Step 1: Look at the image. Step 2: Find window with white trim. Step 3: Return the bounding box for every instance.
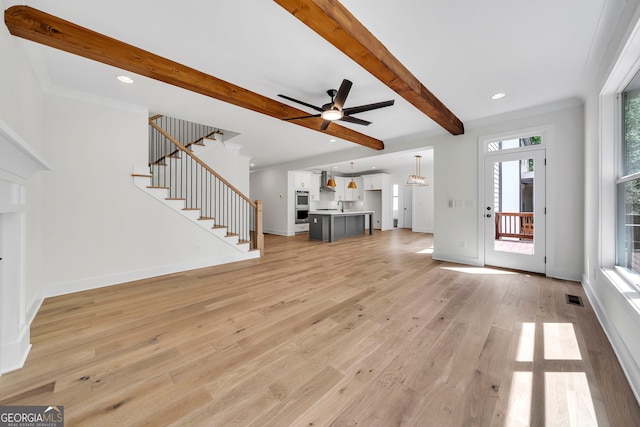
[617,71,640,284]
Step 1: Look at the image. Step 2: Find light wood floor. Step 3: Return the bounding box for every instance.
[1,229,639,426]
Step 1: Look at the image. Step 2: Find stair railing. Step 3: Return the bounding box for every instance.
[149,115,222,165]
[149,116,263,254]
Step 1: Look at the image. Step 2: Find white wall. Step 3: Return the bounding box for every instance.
[37,94,243,299]
[583,0,640,402]
[0,18,46,374]
[430,104,584,280]
[198,140,251,195]
[411,186,432,233]
[388,150,434,232]
[250,167,292,235]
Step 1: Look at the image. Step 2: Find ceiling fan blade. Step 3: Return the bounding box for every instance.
[282,114,322,121]
[343,99,395,115]
[278,94,324,112]
[333,79,352,110]
[320,120,331,130]
[340,115,371,126]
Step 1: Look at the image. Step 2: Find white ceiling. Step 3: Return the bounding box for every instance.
[4,0,621,174]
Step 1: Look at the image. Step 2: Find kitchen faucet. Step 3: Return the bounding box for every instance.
[337,200,343,212]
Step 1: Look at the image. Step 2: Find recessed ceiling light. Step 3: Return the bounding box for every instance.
[491,92,506,100]
[250,163,255,167]
[117,75,134,84]
[329,139,337,142]
[371,166,376,169]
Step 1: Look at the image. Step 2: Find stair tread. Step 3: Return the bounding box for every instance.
[147,186,169,189]
[166,198,186,201]
[198,217,215,220]
[131,174,152,178]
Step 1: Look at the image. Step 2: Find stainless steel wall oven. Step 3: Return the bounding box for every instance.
[295,190,309,224]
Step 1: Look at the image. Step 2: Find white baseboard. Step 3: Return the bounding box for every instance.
[546,267,582,282]
[264,228,294,236]
[0,327,32,375]
[432,252,483,266]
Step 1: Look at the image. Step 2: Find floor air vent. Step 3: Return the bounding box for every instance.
[565,294,584,307]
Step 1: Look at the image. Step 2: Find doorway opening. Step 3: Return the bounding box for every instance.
[481,133,546,273]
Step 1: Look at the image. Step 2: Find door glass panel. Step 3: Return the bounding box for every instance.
[491,157,535,254]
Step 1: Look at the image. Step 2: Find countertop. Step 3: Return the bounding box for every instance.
[309,210,374,216]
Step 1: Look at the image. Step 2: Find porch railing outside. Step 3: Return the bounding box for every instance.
[495,212,533,241]
[148,116,263,253]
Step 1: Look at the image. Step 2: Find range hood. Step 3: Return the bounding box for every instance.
[320,171,336,192]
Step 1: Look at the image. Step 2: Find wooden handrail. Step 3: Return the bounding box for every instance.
[149,120,256,207]
[156,129,219,163]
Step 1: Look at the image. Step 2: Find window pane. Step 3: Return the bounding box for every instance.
[487,136,542,152]
[623,89,640,176]
[618,179,640,274]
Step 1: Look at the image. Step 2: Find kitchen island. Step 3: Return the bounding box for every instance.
[308,210,374,242]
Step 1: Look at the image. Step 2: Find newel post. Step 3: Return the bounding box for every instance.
[255,200,264,256]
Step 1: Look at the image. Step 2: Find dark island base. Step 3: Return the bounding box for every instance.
[309,212,374,242]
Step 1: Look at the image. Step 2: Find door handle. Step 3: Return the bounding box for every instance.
[486,214,492,218]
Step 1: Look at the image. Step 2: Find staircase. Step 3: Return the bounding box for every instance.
[132,115,263,261]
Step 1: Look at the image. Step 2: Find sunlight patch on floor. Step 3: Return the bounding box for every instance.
[544,323,582,360]
[545,372,598,426]
[516,322,535,362]
[505,371,533,427]
[417,247,434,254]
[505,322,598,426]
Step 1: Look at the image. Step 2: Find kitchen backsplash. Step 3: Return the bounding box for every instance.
[311,199,364,211]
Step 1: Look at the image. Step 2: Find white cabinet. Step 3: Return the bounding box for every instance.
[309,173,320,201]
[363,174,384,190]
[345,177,363,201]
[294,171,312,189]
[362,173,392,231]
[294,223,309,233]
[333,176,346,201]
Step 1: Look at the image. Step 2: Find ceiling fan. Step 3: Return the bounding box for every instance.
[278,79,394,130]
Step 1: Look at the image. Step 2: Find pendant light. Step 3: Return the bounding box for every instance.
[407,155,428,186]
[347,162,357,189]
[326,166,337,187]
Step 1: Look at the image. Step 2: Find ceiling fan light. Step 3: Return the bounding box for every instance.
[321,109,343,121]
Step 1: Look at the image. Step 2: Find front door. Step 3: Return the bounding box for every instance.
[484,149,546,273]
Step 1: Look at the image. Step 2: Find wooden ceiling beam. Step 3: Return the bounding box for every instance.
[4,5,384,150]
[274,0,465,135]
